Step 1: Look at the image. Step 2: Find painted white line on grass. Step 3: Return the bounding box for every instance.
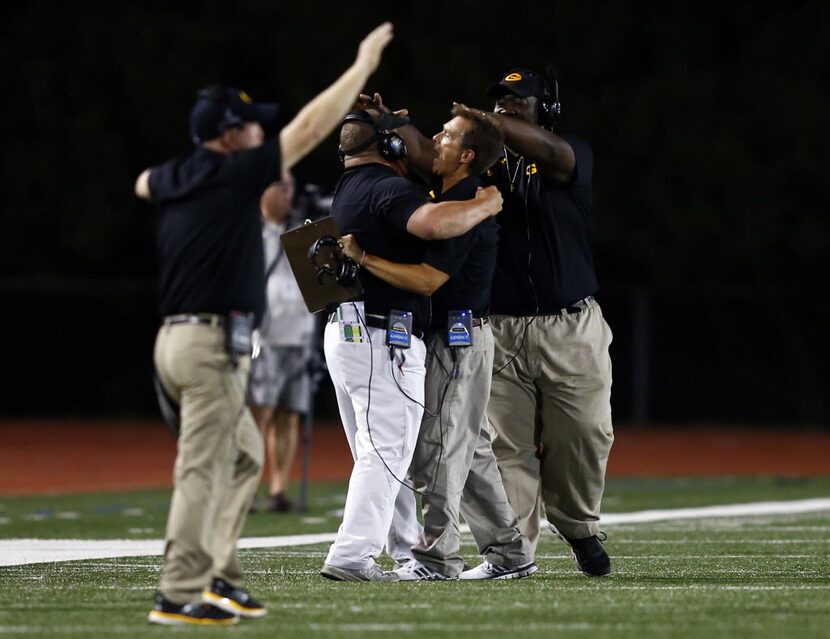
[598,498,830,525]
[1,497,828,567]
[0,533,337,567]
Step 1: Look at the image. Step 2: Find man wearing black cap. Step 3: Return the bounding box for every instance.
[135,23,394,624]
[479,67,614,577]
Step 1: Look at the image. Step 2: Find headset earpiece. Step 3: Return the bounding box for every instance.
[377,133,407,162]
[339,111,408,162]
[540,64,562,126]
[308,235,359,286]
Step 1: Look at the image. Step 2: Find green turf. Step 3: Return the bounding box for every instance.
[2,476,829,540]
[1,477,829,638]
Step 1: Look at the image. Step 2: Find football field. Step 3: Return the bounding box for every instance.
[1,477,829,638]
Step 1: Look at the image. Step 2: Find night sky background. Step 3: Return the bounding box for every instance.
[1,1,827,425]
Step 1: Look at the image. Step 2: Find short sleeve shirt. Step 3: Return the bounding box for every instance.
[331,164,431,334]
[486,133,598,315]
[422,176,499,321]
[149,137,281,324]
[258,216,315,347]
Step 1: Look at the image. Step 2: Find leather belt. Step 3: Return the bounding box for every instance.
[163,313,224,327]
[559,296,594,315]
[330,311,424,340]
[534,296,594,316]
[430,316,489,332]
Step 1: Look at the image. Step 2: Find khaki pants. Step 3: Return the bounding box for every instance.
[488,300,614,552]
[154,322,264,604]
[411,324,531,576]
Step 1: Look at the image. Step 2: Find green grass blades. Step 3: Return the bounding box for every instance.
[0,477,829,638]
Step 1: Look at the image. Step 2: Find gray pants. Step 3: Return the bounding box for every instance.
[154,321,264,604]
[488,300,614,552]
[410,323,531,576]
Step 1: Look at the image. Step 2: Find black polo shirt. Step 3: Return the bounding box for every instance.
[331,163,431,334]
[149,137,280,324]
[487,133,598,315]
[422,176,499,322]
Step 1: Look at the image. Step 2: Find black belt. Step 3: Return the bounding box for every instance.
[329,312,424,340]
[536,296,594,316]
[429,316,489,332]
[363,314,389,330]
[163,313,224,327]
[560,296,594,315]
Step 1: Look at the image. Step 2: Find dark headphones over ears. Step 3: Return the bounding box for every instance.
[338,111,408,163]
[308,235,359,286]
[539,65,562,127]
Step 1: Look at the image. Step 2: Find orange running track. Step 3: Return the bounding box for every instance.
[0,419,828,496]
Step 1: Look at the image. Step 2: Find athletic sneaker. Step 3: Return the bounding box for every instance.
[202,577,267,618]
[563,533,611,577]
[393,559,458,581]
[148,592,238,626]
[266,492,296,513]
[459,561,538,580]
[320,562,400,582]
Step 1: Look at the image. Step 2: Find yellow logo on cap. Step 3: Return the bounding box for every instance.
[505,73,523,81]
[239,91,253,104]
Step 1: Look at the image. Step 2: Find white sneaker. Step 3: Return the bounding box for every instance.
[320,563,400,582]
[394,559,457,581]
[459,561,538,580]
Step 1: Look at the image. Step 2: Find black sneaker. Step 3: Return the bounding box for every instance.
[202,578,267,618]
[148,592,238,626]
[265,492,296,513]
[564,533,611,577]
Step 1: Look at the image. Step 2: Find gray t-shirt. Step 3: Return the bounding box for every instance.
[258,217,315,346]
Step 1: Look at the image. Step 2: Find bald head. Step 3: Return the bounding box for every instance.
[339,109,381,157]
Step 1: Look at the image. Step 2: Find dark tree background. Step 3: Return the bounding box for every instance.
[1,1,827,424]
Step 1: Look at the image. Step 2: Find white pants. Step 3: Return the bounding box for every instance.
[323,305,426,569]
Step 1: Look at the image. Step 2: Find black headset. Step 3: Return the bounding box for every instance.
[337,111,408,163]
[538,65,562,127]
[308,235,359,286]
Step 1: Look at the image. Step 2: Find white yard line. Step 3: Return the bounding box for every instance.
[1,497,828,567]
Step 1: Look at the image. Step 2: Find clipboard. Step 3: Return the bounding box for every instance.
[280,216,363,313]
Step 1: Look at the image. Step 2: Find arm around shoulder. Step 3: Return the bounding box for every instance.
[491,112,575,183]
[405,186,502,240]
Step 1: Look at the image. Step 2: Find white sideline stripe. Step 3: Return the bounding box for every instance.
[1,498,828,567]
[596,497,830,525]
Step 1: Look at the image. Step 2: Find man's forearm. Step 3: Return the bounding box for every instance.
[280,61,375,172]
[279,23,393,171]
[362,255,448,296]
[488,112,575,181]
[407,199,493,241]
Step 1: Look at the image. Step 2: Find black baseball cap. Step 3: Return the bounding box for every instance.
[486,68,546,99]
[189,86,279,144]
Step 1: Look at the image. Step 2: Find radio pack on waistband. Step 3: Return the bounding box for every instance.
[226,310,256,366]
[447,310,473,347]
[386,309,412,349]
